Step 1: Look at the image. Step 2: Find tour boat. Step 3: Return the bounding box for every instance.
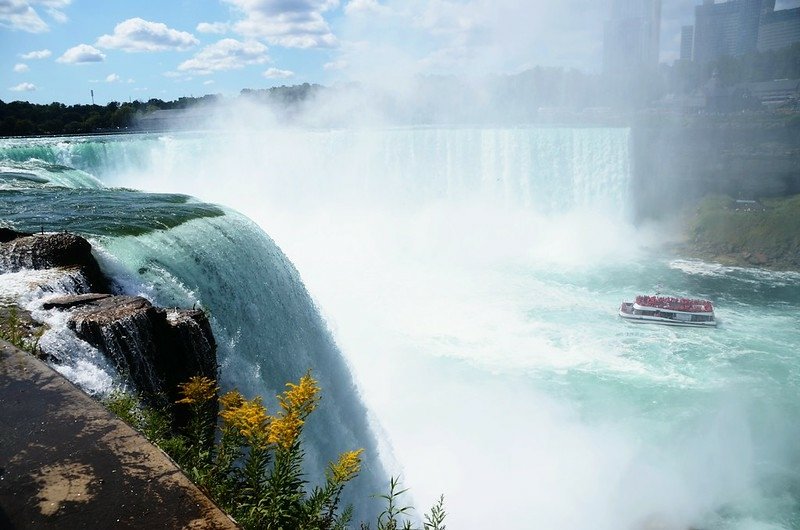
[619,295,717,327]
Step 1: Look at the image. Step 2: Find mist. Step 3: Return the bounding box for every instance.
[78,101,798,528]
[74,2,800,528]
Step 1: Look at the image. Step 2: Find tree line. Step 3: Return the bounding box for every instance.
[1,43,798,137]
[0,84,325,137]
[0,95,222,137]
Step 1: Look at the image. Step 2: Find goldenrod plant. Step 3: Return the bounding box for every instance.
[176,375,219,475]
[104,372,445,530]
[172,372,363,530]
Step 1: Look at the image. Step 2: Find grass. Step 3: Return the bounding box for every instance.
[688,194,800,268]
[0,305,45,354]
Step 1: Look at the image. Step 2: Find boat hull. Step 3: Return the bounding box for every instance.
[618,311,717,327]
[618,302,717,327]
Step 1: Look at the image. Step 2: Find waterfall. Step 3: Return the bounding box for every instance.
[17,128,786,530]
[0,178,388,519]
[1,128,633,215]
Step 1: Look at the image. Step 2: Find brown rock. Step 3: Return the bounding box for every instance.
[67,296,217,417]
[0,232,108,292]
[43,293,113,310]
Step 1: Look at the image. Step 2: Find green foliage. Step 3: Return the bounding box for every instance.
[118,374,366,530]
[375,476,415,530]
[358,477,446,530]
[0,95,222,136]
[103,390,141,426]
[0,305,44,354]
[424,496,447,530]
[103,374,446,530]
[689,194,800,268]
[102,389,178,446]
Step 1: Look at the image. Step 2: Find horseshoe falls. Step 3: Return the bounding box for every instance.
[2,128,799,530]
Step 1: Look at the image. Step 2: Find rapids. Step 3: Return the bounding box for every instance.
[1,129,799,529]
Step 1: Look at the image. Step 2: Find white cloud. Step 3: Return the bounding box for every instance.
[105,73,120,82]
[178,38,269,74]
[0,0,69,32]
[37,0,70,22]
[197,21,228,34]
[0,0,47,32]
[345,0,388,15]
[45,5,67,23]
[20,48,51,59]
[223,0,339,48]
[330,0,611,80]
[203,80,215,85]
[96,17,198,52]
[13,63,29,72]
[324,59,348,71]
[9,82,36,91]
[263,67,294,78]
[57,44,105,64]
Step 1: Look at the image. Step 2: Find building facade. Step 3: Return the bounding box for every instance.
[693,0,772,63]
[757,7,800,51]
[680,25,695,60]
[603,0,662,74]
[689,0,800,63]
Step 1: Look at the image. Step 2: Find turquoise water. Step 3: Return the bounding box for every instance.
[1,130,799,529]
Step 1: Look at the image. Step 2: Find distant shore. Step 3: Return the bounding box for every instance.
[680,194,800,271]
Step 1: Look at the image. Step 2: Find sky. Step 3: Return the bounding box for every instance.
[1,0,799,105]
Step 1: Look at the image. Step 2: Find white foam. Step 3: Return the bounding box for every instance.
[0,266,120,397]
[670,259,800,286]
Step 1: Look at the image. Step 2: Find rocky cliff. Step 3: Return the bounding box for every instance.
[0,229,218,413]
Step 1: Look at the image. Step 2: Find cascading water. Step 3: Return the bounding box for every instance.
[0,157,387,520]
[2,128,800,529]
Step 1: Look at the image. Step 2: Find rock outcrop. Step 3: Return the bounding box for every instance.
[1,229,219,419]
[43,293,218,409]
[0,229,108,292]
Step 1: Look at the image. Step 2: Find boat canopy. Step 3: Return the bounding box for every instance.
[635,295,713,313]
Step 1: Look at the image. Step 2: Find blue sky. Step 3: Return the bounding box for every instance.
[2,0,799,105]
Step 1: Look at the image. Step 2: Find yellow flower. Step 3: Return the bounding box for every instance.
[176,376,218,405]
[328,449,364,483]
[219,389,244,412]
[267,410,303,450]
[220,396,270,444]
[278,372,320,419]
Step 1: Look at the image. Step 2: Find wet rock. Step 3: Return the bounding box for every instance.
[43,293,113,310]
[0,228,32,243]
[0,232,107,292]
[2,229,220,428]
[67,295,217,414]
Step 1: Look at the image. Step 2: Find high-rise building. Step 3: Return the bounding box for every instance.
[680,25,695,60]
[692,0,774,63]
[757,7,800,51]
[603,0,662,74]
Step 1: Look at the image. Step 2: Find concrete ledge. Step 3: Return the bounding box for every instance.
[0,341,239,529]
